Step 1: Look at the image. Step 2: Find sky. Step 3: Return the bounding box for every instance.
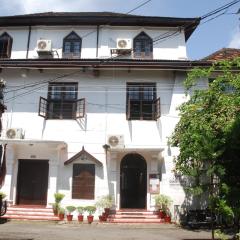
[0,0,239,60]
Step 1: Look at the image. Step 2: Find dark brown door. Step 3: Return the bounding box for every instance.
[120,154,147,209]
[17,160,49,205]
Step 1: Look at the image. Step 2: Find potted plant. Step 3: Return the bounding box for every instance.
[96,195,113,219]
[65,206,76,222]
[58,207,65,221]
[154,194,173,220]
[164,208,172,223]
[51,192,65,216]
[85,206,96,224]
[102,195,113,217]
[76,206,85,222]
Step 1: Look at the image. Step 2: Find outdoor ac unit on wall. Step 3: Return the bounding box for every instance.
[6,128,24,139]
[108,135,124,148]
[116,39,132,49]
[37,39,52,52]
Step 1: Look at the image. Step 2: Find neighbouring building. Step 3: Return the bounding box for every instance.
[0,12,211,216]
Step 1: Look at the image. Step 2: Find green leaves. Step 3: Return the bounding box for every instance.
[170,58,240,229]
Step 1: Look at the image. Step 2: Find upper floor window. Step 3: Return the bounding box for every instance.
[133,32,153,59]
[126,83,160,121]
[38,82,85,120]
[0,32,13,59]
[62,31,82,59]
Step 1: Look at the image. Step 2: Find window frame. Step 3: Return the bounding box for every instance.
[0,32,13,59]
[38,82,85,120]
[62,31,82,59]
[126,82,160,121]
[47,82,78,119]
[133,32,153,59]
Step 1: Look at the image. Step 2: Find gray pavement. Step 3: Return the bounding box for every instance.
[0,220,213,240]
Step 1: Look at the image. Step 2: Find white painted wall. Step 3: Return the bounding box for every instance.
[0,25,187,60]
[0,67,196,212]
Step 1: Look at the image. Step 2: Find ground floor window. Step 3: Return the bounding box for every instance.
[72,164,95,199]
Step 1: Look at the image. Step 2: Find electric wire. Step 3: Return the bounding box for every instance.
[2,0,240,103]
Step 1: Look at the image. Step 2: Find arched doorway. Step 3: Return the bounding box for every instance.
[120,153,147,209]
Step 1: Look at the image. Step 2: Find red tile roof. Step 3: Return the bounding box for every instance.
[203,48,240,61]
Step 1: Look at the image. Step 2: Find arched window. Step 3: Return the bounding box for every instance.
[62,31,82,58]
[0,32,13,59]
[133,32,153,59]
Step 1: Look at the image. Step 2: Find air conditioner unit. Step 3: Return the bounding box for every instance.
[6,128,24,139]
[108,135,124,148]
[116,39,132,49]
[37,40,52,52]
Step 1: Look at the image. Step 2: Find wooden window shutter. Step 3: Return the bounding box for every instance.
[126,98,131,120]
[72,164,95,199]
[38,97,48,119]
[154,97,161,120]
[75,98,85,119]
[6,37,12,58]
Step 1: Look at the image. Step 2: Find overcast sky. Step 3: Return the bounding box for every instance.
[0,0,239,60]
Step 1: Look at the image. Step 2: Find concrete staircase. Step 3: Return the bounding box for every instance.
[108,209,166,223]
[0,205,59,221]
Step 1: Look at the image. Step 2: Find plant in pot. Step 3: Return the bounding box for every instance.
[85,206,96,224]
[95,198,104,222]
[58,207,65,221]
[95,195,113,221]
[154,194,173,220]
[51,192,65,216]
[102,195,113,217]
[65,206,76,222]
[76,206,85,222]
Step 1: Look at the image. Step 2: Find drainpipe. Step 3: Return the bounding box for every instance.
[96,25,100,58]
[26,26,32,59]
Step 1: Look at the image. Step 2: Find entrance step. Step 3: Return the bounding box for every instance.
[0,205,59,221]
[108,209,167,224]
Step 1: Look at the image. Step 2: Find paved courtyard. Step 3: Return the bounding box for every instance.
[0,221,213,240]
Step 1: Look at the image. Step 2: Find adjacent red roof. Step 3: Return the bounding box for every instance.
[203,48,240,61]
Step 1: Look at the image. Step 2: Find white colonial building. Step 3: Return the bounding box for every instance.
[0,12,209,217]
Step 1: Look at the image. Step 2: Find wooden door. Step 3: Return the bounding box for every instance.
[17,160,49,205]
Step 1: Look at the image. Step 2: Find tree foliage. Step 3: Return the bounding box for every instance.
[170,57,240,233]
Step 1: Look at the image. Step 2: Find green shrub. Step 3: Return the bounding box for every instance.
[154,194,173,212]
[0,192,6,199]
[95,195,113,209]
[76,206,85,215]
[85,206,96,215]
[65,206,76,214]
[54,193,65,204]
[58,207,65,215]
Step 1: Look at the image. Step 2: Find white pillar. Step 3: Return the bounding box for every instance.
[47,161,59,206]
[1,144,15,204]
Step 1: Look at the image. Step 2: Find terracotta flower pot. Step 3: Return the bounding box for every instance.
[87,215,94,224]
[67,214,73,221]
[78,215,84,222]
[164,215,171,223]
[58,213,64,220]
[104,208,110,216]
[53,209,58,216]
[99,215,103,222]
[159,210,166,219]
[102,212,107,221]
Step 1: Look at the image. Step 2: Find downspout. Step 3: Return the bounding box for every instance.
[96,25,99,58]
[26,26,32,59]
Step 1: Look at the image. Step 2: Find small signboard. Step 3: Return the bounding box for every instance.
[149,174,160,194]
